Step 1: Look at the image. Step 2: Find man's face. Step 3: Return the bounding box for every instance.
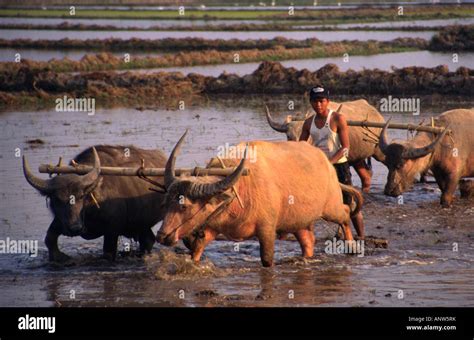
[311,98,329,115]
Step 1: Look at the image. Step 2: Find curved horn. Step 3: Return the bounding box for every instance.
[378,117,392,155]
[165,130,188,188]
[81,146,101,188]
[265,105,288,133]
[402,126,449,160]
[189,144,248,198]
[23,155,54,194]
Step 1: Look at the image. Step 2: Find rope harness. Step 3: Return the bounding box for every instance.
[191,193,236,239]
[160,193,236,241]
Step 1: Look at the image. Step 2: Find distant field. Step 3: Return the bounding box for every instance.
[0,6,473,21]
[0,0,456,6]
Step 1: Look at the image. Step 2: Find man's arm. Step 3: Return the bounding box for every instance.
[299,116,313,142]
[329,113,350,164]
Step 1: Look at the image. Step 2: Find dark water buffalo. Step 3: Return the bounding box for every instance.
[23,145,167,261]
[379,109,474,207]
[156,132,363,267]
[266,99,386,192]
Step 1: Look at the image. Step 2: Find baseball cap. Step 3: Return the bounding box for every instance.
[309,85,330,102]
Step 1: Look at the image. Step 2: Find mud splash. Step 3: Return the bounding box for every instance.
[144,248,235,281]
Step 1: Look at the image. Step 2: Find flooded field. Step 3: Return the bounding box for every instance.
[0,96,473,307]
[0,29,436,41]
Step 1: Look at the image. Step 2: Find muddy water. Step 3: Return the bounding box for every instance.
[0,97,473,307]
[0,29,436,41]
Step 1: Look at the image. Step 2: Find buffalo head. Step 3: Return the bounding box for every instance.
[156,131,247,246]
[378,119,448,197]
[265,105,311,141]
[23,147,101,236]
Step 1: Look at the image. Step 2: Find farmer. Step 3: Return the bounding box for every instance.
[300,85,365,239]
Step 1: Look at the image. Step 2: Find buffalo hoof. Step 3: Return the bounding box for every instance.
[440,197,453,208]
[49,251,72,263]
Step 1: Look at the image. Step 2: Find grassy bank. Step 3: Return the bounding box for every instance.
[0,5,472,22]
[429,25,474,51]
[0,36,428,52]
[0,40,425,73]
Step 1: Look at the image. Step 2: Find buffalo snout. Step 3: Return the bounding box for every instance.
[156,230,175,246]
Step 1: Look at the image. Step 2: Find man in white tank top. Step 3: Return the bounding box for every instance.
[300,85,365,239]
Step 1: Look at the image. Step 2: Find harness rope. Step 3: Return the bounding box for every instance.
[163,193,236,241]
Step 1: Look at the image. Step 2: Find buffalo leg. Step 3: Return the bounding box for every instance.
[351,212,365,239]
[191,228,217,263]
[257,227,276,267]
[460,180,474,199]
[340,206,354,241]
[45,219,71,262]
[440,175,459,208]
[138,228,155,254]
[294,225,315,258]
[103,234,119,261]
[353,160,371,193]
[341,222,354,241]
[434,170,457,208]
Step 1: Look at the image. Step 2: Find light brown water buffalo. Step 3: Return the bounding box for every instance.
[156,131,363,267]
[266,99,386,193]
[379,109,474,207]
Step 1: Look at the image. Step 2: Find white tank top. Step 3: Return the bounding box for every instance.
[310,109,348,164]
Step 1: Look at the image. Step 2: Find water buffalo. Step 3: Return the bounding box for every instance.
[379,109,474,207]
[156,131,363,267]
[23,145,167,261]
[266,99,386,192]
